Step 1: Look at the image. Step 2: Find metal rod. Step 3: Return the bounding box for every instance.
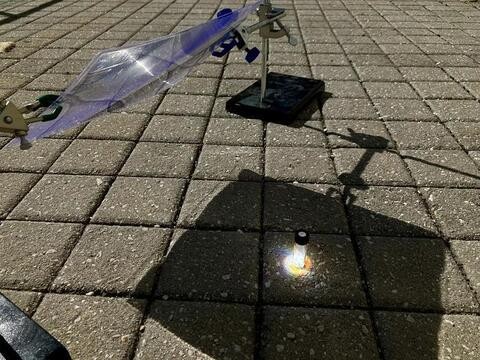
[260,37,269,105]
[245,11,286,34]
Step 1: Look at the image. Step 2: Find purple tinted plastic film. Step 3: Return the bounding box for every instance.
[24,1,260,142]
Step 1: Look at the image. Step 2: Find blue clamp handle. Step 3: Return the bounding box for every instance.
[212,8,237,58]
[211,7,260,63]
[245,47,260,63]
[212,34,238,58]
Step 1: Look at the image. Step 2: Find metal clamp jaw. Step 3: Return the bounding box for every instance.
[0,95,61,149]
[212,2,297,63]
[252,3,297,45]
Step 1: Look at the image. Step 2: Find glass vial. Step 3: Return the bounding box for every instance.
[293,230,309,268]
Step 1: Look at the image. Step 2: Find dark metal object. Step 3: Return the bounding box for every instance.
[226,72,324,123]
[0,293,71,360]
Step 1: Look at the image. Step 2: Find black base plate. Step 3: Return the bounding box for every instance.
[226,72,324,123]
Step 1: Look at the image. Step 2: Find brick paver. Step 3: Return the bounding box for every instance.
[1,0,479,359]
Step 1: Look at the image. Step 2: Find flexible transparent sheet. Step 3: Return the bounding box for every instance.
[21,1,260,142]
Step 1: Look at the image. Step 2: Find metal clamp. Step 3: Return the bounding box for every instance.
[0,94,61,149]
[252,1,298,104]
[251,4,297,46]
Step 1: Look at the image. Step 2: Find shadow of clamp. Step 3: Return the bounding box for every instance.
[0,94,62,149]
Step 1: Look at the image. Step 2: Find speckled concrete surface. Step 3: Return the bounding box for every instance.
[1,0,480,359]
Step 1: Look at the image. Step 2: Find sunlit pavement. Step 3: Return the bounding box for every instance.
[1,0,480,359]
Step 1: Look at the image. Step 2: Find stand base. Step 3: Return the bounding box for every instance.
[226,72,324,123]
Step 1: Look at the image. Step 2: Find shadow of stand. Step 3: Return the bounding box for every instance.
[326,127,391,207]
[130,162,453,359]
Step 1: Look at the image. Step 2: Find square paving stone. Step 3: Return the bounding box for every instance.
[93,177,185,226]
[194,145,263,181]
[268,65,312,78]
[156,94,214,117]
[386,121,461,150]
[204,118,263,146]
[0,139,70,173]
[470,151,480,167]
[79,113,149,141]
[49,140,134,175]
[120,143,197,178]
[343,44,383,55]
[177,180,262,230]
[325,120,393,148]
[141,115,207,143]
[0,173,40,218]
[308,53,350,66]
[374,99,436,121]
[348,54,394,66]
[387,54,435,67]
[323,80,368,98]
[347,186,437,237]
[0,73,35,89]
[360,236,477,312]
[322,98,379,119]
[450,240,480,295]
[311,66,358,81]
[0,221,82,291]
[427,100,480,121]
[223,63,261,79]
[26,73,76,91]
[401,150,480,186]
[265,147,336,183]
[218,79,257,97]
[375,312,480,360]
[364,82,419,99]
[34,294,145,360]
[264,182,349,233]
[446,122,480,150]
[211,97,241,118]
[9,175,110,222]
[114,96,160,115]
[134,301,255,360]
[461,82,480,98]
[333,148,413,186]
[411,81,473,100]
[398,67,451,81]
[170,77,218,95]
[261,306,379,360]
[420,187,480,240]
[263,232,366,307]
[379,43,421,54]
[155,230,259,303]
[443,67,480,82]
[266,122,326,147]
[190,63,224,78]
[355,66,404,81]
[53,225,170,296]
[1,290,42,316]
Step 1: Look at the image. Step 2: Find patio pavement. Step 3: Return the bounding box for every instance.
[1,0,480,359]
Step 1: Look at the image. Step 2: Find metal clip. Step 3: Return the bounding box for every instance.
[0,94,61,149]
[252,3,297,45]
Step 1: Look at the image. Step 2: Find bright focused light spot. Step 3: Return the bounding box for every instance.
[283,252,313,277]
[293,243,306,268]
